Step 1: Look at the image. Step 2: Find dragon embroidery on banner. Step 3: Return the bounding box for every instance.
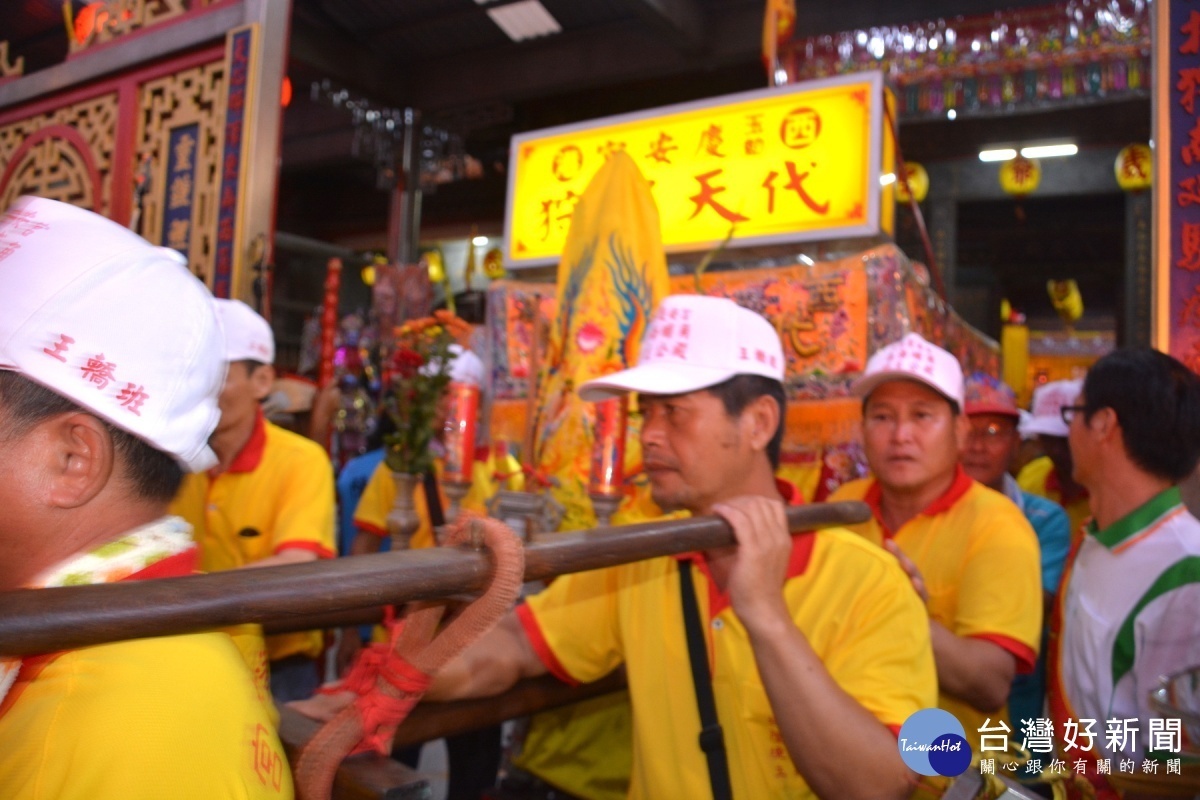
[547,239,596,371]
[606,231,653,367]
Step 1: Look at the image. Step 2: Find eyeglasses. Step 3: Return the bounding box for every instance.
[1060,404,1088,425]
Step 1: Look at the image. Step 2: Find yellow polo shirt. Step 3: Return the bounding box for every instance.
[171,411,336,660]
[352,455,493,550]
[0,550,291,800]
[1017,455,1092,547]
[830,466,1043,747]
[0,635,293,800]
[518,524,937,799]
[504,482,680,800]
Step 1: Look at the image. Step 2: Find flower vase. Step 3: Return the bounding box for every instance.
[387,471,421,550]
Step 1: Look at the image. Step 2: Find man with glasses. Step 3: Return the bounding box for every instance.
[1049,349,1200,796]
[830,334,1043,751]
[961,373,1070,726]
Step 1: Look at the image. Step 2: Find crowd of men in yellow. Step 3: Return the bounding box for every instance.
[3,197,1200,800]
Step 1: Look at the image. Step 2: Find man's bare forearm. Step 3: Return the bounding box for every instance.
[426,611,547,701]
[929,621,1015,713]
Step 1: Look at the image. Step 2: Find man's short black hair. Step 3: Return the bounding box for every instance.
[1081,348,1200,483]
[0,371,184,502]
[704,374,787,470]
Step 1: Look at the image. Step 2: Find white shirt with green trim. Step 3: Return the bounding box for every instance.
[1059,486,1200,760]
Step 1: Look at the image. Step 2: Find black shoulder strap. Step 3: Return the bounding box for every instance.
[423,470,445,529]
[678,560,734,800]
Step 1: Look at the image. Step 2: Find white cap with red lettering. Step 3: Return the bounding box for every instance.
[215,298,275,364]
[0,196,224,472]
[851,332,965,409]
[1022,378,1084,438]
[579,294,785,401]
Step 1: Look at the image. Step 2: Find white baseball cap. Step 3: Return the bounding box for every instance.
[421,344,484,387]
[1022,378,1083,438]
[851,332,965,409]
[1017,409,1036,441]
[214,298,275,364]
[0,196,224,472]
[578,295,785,401]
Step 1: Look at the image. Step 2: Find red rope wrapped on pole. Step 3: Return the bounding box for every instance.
[292,514,525,800]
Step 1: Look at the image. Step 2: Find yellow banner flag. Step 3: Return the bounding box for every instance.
[533,151,671,530]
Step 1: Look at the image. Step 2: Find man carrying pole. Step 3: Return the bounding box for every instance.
[0,196,290,799]
[426,295,937,799]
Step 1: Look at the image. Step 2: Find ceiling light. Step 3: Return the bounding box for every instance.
[472,236,489,246]
[979,148,1018,162]
[946,108,957,120]
[1020,143,1077,159]
[879,173,897,186]
[487,0,561,42]
[799,254,815,266]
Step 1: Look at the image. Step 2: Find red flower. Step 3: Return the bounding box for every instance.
[390,347,424,378]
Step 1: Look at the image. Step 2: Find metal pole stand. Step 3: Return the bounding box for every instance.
[435,479,473,546]
[486,489,565,543]
[442,480,472,523]
[589,492,622,527]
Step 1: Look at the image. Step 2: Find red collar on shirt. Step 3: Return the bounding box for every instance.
[863,463,974,539]
[127,548,199,581]
[221,408,268,475]
[675,478,813,619]
[0,544,198,718]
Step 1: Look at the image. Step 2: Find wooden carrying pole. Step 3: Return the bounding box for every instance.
[0,502,868,657]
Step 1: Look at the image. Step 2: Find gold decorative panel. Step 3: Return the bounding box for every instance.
[135,59,227,285]
[0,95,119,214]
[0,41,24,78]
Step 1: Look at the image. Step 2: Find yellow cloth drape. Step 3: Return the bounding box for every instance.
[532,150,671,532]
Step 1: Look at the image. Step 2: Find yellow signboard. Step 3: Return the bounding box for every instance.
[505,72,890,267]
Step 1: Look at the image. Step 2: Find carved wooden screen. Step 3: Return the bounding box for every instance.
[0,0,287,301]
[134,61,227,287]
[0,46,228,286]
[0,95,120,214]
